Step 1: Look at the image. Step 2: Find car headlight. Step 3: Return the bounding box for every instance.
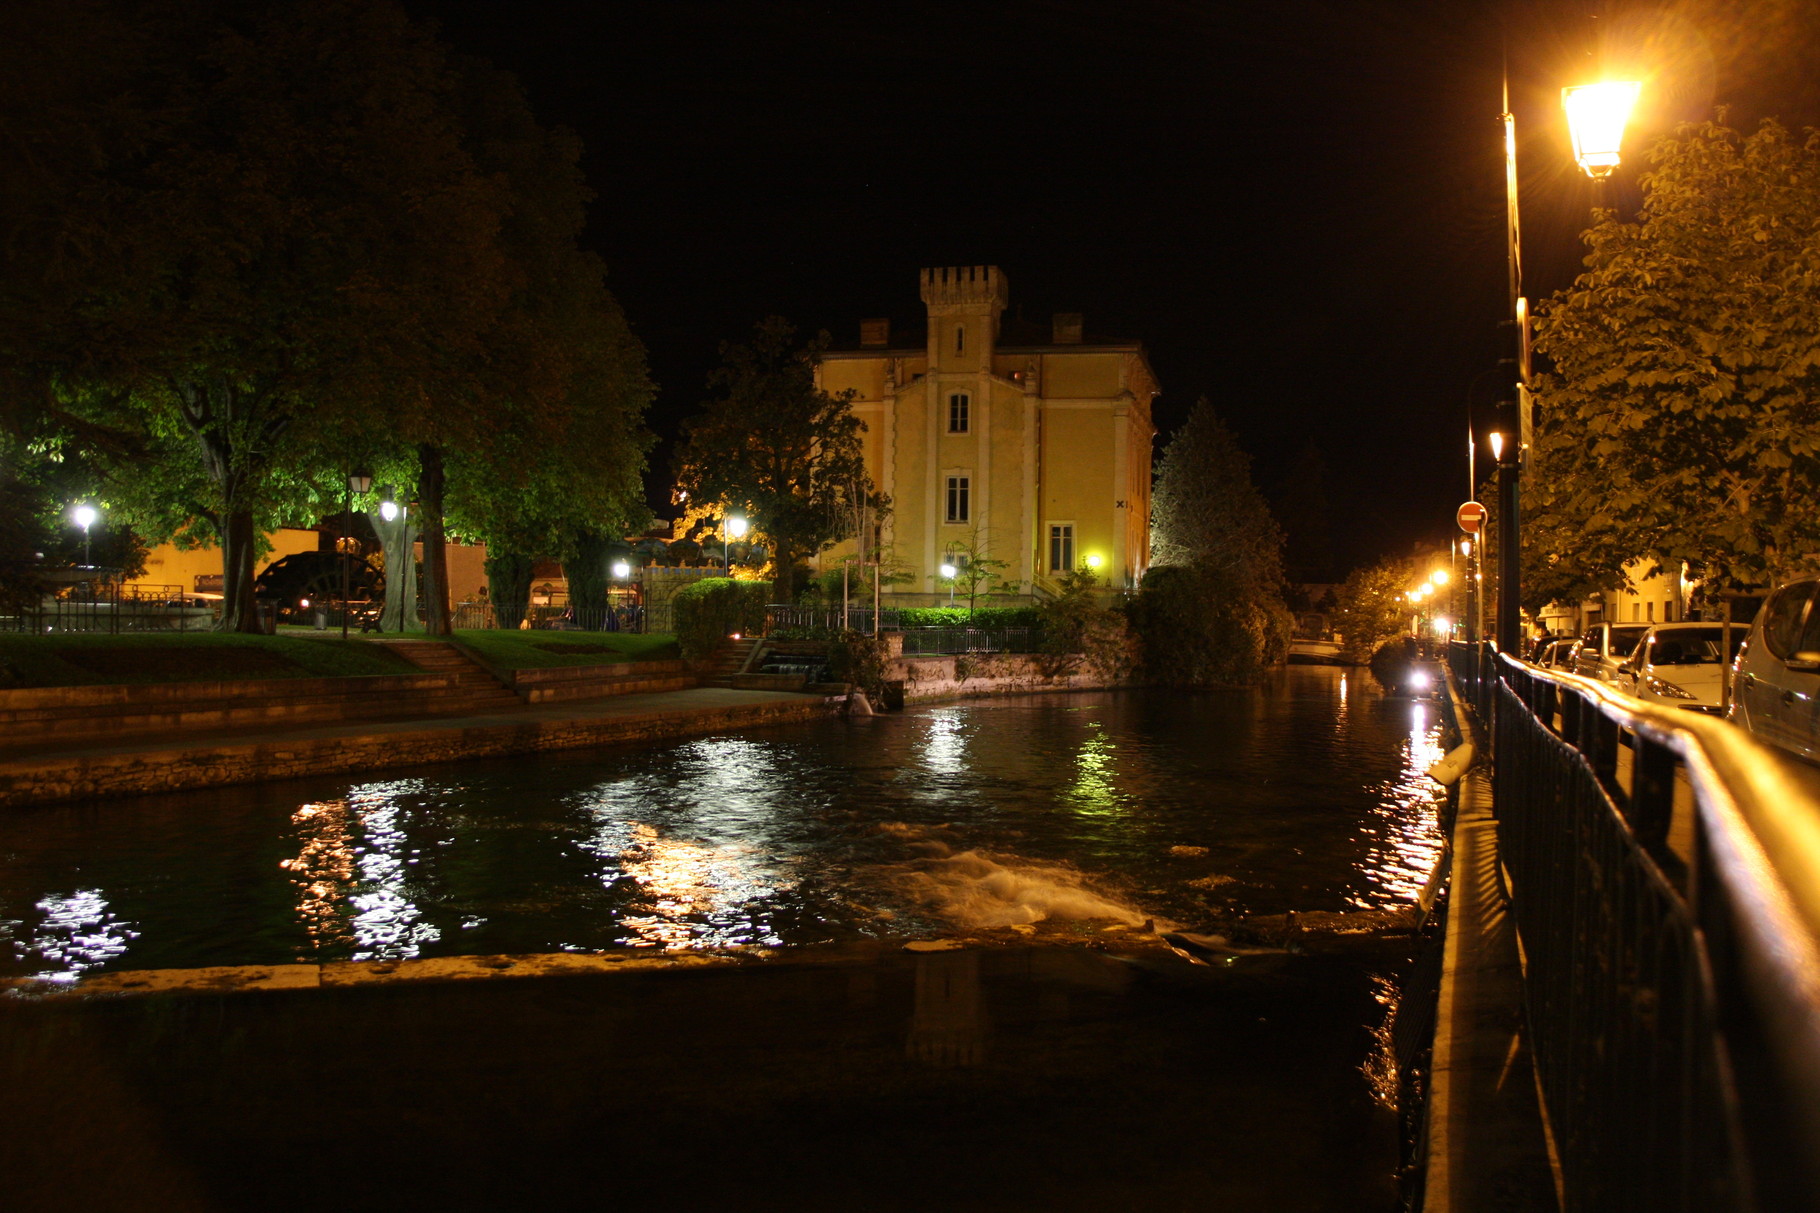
[1645,674,1695,700]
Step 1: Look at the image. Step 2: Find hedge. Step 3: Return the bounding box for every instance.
[673,578,772,661]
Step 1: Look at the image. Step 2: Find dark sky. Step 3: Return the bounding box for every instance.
[406,0,1820,573]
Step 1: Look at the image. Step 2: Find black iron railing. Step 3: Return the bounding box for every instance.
[1451,646,1820,1211]
[898,627,1038,656]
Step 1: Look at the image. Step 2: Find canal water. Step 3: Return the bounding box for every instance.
[1,667,1446,980]
[1,666,1448,1210]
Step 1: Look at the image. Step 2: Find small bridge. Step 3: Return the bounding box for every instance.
[1436,644,1820,1211]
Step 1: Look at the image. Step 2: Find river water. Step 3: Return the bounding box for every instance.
[0,667,1446,981]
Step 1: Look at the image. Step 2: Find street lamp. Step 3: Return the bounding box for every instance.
[1563,82,1642,180]
[939,561,957,605]
[343,472,372,640]
[612,560,631,580]
[72,504,97,566]
[725,515,747,576]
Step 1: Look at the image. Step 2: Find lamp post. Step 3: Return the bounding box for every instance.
[72,504,98,566]
[343,472,372,640]
[939,561,957,606]
[725,515,747,577]
[1495,73,1638,655]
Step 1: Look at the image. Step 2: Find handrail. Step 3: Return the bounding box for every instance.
[1470,647,1820,1208]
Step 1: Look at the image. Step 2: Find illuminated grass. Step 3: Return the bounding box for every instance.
[452,629,680,672]
[0,632,420,688]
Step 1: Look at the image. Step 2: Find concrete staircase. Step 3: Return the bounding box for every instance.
[373,641,522,712]
[700,637,760,688]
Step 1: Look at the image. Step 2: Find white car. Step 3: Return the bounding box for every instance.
[1732,577,1820,762]
[1615,622,1747,714]
[1575,622,1652,684]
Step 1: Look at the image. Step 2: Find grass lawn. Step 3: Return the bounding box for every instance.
[0,632,422,689]
[453,629,680,673]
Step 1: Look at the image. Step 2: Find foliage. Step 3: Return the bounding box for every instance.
[1529,119,1820,596]
[1150,398,1286,594]
[895,606,1042,630]
[671,577,771,662]
[1140,398,1290,684]
[1038,567,1137,680]
[484,552,536,630]
[827,630,891,704]
[1129,563,1293,687]
[939,525,1017,611]
[673,318,876,605]
[1331,556,1417,663]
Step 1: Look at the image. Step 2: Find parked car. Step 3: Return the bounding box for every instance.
[1731,577,1820,762]
[1613,622,1746,714]
[1574,622,1653,684]
[1538,637,1582,671]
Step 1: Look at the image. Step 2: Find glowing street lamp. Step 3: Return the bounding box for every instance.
[1563,81,1642,180]
[939,561,957,605]
[724,515,747,575]
[72,504,98,565]
[611,560,631,580]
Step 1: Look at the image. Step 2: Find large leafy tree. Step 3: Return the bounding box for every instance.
[1,0,516,630]
[1529,119,1820,597]
[1134,398,1291,682]
[673,318,872,604]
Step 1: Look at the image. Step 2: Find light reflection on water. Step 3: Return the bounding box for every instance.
[0,670,1449,975]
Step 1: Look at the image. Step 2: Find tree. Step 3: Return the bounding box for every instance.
[941,524,1015,614]
[673,318,873,604]
[1134,398,1291,683]
[1330,556,1416,664]
[1,0,516,630]
[1529,118,1820,596]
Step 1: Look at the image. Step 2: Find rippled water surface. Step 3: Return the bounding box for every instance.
[1,668,1446,980]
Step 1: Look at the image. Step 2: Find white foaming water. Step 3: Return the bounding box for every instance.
[893,840,1146,929]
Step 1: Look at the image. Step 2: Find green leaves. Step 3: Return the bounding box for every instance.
[1530,118,1820,594]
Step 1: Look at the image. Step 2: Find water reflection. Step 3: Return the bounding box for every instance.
[1347,701,1448,910]
[279,781,441,962]
[15,889,139,982]
[921,710,967,776]
[1064,724,1123,817]
[614,823,785,949]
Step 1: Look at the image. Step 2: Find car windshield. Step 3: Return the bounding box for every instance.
[1645,627,1746,666]
[1609,626,1650,657]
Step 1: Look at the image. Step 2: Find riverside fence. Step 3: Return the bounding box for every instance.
[1450,643,1820,1211]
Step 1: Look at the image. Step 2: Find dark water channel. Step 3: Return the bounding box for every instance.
[1,668,1444,977]
[1,668,1447,1211]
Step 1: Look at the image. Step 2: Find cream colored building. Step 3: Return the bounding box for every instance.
[816,266,1158,600]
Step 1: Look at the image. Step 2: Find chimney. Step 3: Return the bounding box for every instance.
[1052,313,1083,344]
[859,318,890,347]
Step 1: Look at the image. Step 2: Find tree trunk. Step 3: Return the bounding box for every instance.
[417,443,451,636]
[373,510,419,633]
[217,506,262,633]
[771,540,798,605]
[567,531,612,615]
[485,551,534,629]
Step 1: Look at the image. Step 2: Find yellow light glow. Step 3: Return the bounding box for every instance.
[1432,570,1450,586]
[1085,553,1103,570]
[1563,81,1641,180]
[1488,431,1505,461]
[726,515,748,540]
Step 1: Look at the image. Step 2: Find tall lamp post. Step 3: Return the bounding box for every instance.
[343,472,372,640]
[1495,74,1639,655]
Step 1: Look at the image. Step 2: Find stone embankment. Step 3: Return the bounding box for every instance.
[889,652,1130,705]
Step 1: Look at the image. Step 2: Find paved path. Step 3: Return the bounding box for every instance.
[0,685,844,809]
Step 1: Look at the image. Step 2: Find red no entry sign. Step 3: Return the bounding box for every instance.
[1456,501,1487,534]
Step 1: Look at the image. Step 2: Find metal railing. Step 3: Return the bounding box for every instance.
[765,605,904,634]
[1452,645,1820,1210]
[3,587,221,634]
[898,627,1039,656]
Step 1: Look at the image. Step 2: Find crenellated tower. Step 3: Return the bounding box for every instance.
[919,265,1008,371]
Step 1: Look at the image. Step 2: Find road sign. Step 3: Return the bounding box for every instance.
[1456,501,1487,534]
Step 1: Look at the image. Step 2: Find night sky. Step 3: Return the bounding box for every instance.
[406,0,1820,573]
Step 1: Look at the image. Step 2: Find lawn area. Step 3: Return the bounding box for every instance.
[0,632,421,689]
[452,629,680,672]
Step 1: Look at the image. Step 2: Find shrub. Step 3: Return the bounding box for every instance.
[827,629,891,704]
[672,577,772,662]
[1128,563,1293,687]
[896,605,1042,629]
[1038,568,1138,680]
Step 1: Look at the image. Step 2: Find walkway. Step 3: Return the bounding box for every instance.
[0,685,844,809]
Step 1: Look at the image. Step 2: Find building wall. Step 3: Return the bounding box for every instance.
[817,266,1157,598]
[130,528,322,596]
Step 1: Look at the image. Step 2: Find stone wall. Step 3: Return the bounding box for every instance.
[889,652,1131,704]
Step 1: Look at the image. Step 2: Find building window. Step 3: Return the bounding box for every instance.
[945,475,970,523]
[1665,600,1676,622]
[1048,523,1074,572]
[955,325,964,356]
[1646,601,1655,622]
[948,393,970,433]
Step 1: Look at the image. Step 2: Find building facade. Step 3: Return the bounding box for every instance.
[816,266,1158,600]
